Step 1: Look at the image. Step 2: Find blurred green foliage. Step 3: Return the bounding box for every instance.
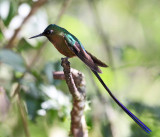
[0,0,160,137]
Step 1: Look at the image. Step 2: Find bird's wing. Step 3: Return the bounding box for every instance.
[63,34,102,73]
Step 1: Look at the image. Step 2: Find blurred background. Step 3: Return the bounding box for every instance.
[0,0,160,137]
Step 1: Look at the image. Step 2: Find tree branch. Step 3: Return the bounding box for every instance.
[53,58,88,137]
[5,0,48,49]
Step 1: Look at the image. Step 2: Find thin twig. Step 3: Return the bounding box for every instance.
[53,71,65,80]
[12,83,21,98]
[54,58,88,137]
[14,84,30,137]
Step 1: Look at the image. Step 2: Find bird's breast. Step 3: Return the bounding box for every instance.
[48,35,75,57]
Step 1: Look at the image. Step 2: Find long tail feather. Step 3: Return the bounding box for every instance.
[92,70,151,133]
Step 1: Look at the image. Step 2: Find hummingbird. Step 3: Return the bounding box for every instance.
[30,24,151,133]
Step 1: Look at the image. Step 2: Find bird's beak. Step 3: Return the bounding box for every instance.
[29,33,44,39]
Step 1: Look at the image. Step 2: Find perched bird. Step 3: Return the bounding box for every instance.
[30,24,151,133]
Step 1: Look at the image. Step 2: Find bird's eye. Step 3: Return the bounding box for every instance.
[46,30,53,34]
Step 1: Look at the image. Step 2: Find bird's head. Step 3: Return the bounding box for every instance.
[29,24,61,39]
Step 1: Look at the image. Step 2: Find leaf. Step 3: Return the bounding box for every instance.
[22,82,45,120]
[0,49,26,72]
[26,96,42,121]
